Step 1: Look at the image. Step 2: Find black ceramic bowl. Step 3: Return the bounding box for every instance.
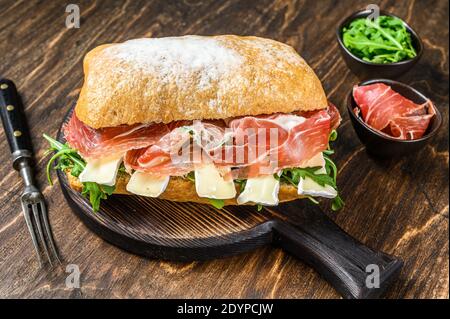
[347,79,442,157]
[336,10,423,79]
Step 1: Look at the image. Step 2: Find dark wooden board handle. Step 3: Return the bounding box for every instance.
[269,203,403,299]
[0,79,33,170]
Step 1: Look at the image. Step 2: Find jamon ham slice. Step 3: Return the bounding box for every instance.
[126,103,340,178]
[353,83,435,140]
[125,147,195,176]
[224,106,336,178]
[63,114,185,158]
[64,104,340,178]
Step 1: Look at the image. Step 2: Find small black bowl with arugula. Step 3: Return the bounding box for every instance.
[336,10,423,79]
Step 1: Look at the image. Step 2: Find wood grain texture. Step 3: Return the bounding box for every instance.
[0,0,448,299]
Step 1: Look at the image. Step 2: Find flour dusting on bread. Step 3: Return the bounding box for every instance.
[76,35,327,128]
[104,36,244,91]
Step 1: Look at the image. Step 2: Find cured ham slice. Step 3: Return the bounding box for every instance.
[126,104,340,178]
[225,106,336,178]
[353,83,435,140]
[389,102,436,139]
[125,121,231,176]
[124,147,194,176]
[64,113,172,158]
[65,104,340,178]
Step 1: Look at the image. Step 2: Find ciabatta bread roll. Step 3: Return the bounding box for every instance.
[76,35,327,129]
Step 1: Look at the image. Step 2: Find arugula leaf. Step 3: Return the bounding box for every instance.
[307,196,320,204]
[329,129,338,142]
[331,195,345,211]
[81,182,116,212]
[208,198,225,209]
[280,159,344,211]
[342,16,417,63]
[43,134,115,212]
[44,134,85,185]
[282,166,336,188]
[185,171,195,183]
[234,179,247,193]
[118,164,127,175]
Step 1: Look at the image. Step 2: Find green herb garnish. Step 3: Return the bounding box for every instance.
[44,134,86,185]
[185,171,196,183]
[43,134,115,212]
[208,198,225,209]
[329,129,338,142]
[279,129,344,212]
[342,15,417,63]
[280,155,343,211]
[234,179,247,193]
[81,182,115,212]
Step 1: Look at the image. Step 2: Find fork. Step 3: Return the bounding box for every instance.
[0,78,60,267]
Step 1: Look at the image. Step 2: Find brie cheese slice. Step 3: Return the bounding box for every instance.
[297,176,337,198]
[237,174,280,206]
[303,152,327,174]
[303,152,326,168]
[126,171,170,197]
[79,155,123,186]
[194,164,236,199]
[297,152,336,198]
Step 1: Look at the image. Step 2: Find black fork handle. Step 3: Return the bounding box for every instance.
[0,79,33,170]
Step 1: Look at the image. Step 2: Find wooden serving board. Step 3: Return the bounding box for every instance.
[57,107,403,299]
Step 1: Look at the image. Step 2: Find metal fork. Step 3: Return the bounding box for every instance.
[0,79,60,267]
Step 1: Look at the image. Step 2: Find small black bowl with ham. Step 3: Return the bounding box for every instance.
[347,79,442,157]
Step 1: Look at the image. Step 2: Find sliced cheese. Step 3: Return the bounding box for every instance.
[194,164,236,199]
[303,152,327,174]
[303,152,326,168]
[297,176,337,199]
[237,174,280,206]
[296,152,337,198]
[314,167,327,174]
[79,155,123,186]
[126,171,170,197]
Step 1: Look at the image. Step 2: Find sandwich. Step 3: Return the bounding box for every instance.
[44,35,343,212]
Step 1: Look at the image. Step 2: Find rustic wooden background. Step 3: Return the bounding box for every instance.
[0,0,448,299]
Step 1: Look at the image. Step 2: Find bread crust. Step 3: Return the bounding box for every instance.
[66,170,302,205]
[75,35,327,129]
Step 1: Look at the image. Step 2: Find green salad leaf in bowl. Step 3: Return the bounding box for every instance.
[342,15,417,64]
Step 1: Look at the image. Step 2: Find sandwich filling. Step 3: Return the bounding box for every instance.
[45,103,343,211]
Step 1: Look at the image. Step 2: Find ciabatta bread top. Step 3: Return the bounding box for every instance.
[75,35,327,129]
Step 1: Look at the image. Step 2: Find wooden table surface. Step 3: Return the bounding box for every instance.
[0,0,448,299]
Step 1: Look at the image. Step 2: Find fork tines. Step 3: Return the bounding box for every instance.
[21,198,61,267]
